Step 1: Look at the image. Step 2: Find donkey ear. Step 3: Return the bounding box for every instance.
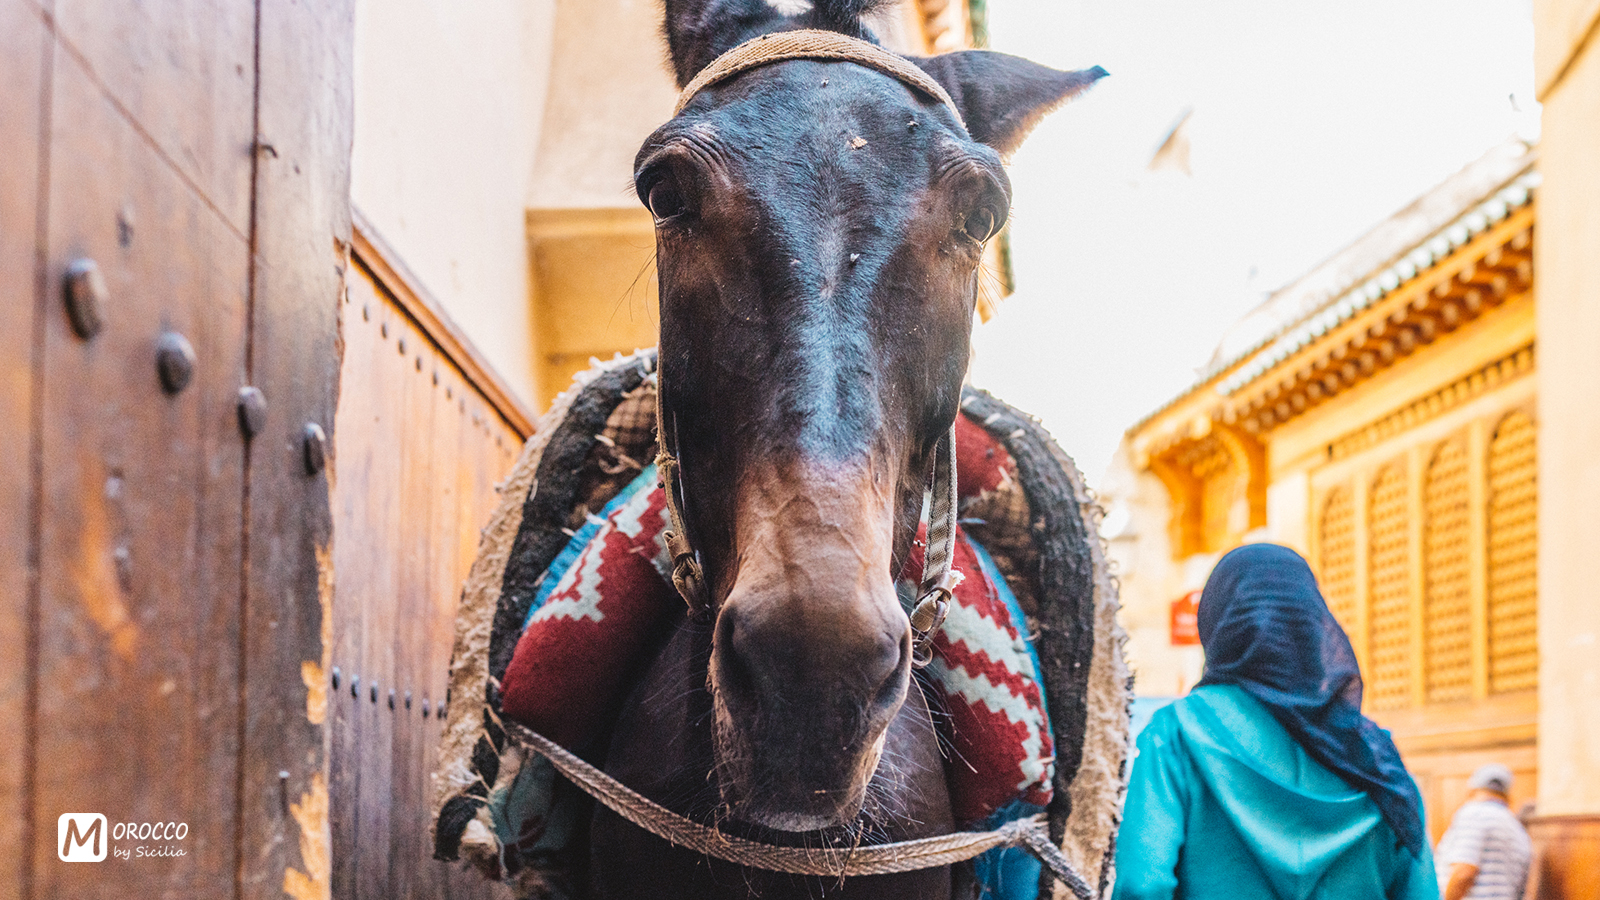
[663,0,788,87]
[664,0,896,87]
[912,51,1107,157]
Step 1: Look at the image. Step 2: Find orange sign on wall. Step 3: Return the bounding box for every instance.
[1171,590,1201,646]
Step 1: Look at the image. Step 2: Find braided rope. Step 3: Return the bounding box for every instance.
[674,29,965,129]
[653,358,709,613]
[509,721,1093,896]
[921,423,960,598]
[653,380,961,668]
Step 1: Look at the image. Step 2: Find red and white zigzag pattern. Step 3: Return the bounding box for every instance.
[500,414,1054,825]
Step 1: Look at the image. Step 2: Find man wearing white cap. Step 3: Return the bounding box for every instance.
[1435,764,1533,900]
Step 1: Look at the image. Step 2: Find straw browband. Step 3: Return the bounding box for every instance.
[674,29,966,129]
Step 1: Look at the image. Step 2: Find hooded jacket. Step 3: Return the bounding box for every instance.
[1112,684,1438,900]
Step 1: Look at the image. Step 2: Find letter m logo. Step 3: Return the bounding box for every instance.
[58,813,106,862]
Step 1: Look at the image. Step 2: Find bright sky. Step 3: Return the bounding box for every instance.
[968,0,1539,488]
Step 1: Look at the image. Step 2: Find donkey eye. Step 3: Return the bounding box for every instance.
[961,207,998,243]
[648,181,688,220]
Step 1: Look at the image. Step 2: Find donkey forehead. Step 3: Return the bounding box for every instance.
[641,59,999,188]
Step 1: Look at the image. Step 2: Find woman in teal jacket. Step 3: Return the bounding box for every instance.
[1114,544,1438,900]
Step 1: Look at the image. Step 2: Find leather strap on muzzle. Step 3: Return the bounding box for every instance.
[654,366,709,614]
[653,360,959,667]
[658,31,963,659]
[909,424,960,667]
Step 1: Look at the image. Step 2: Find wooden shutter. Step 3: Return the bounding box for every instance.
[1423,437,1473,703]
[1319,486,1359,638]
[1487,410,1538,694]
[1368,463,1412,710]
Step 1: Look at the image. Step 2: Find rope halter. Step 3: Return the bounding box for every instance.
[658,29,969,665]
[674,28,966,130]
[552,33,1095,892]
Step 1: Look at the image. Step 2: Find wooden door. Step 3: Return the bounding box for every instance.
[328,219,527,900]
[4,0,352,896]
[239,3,353,897]
[34,5,252,890]
[0,4,47,897]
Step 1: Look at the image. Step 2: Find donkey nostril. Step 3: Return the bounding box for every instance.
[870,625,912,712]
[717,597,910,723]
[714,606,759,701]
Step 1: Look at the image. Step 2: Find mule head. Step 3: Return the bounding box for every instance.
[640,0,1102,832]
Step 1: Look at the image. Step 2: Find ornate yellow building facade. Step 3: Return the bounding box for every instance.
[1115,142,1540,835]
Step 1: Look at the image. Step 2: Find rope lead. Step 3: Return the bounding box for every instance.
[507,721,1094,898]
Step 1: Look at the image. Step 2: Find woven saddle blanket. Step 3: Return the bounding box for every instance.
[432,351,1130,900]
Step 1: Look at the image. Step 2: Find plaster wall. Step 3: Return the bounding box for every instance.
[350,1,955,410]
[350,0,555,405]
[517,1,933,407]
[1534,0,1600,817]
[1535,0,1600,94]
[520,0,677,406]
[526,0,678,212]
[523,0,923,212]
[1100,443,1204,698]
[1264,470,1308,556]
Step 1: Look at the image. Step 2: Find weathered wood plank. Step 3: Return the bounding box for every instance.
[329,269,388,899]
[449,345,523,900]
[434,351,482,900]
[389,308,437,899]
[34,40,250,896]
[446,355,493,900]
[0,2,45,895]
[350,212,536,438]
[235,0,353,897]
[53,0,257,234]
[332,249,524,898]
[422,346,470,899]
[352,290,405,900]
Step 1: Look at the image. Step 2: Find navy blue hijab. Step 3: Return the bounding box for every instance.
[1196,543,1426,856]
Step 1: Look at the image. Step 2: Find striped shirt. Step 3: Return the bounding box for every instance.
[1435,799,1532,900]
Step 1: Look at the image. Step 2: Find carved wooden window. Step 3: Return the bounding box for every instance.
[1200,457,1244,551]
[1368,463,1412,710]
[1423,438,1473,703]
[1319,486,1358,638]
[1487,411,1538,693]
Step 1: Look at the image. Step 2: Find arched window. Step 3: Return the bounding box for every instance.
[1487,410,1538,693]
[1368,462,1412,711]
[1423,437,1472,703]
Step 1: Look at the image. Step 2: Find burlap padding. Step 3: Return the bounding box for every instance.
[432,353,658,882]
[432,350,1130,899]
[958,389,1132,900]
[674,28,965,129]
